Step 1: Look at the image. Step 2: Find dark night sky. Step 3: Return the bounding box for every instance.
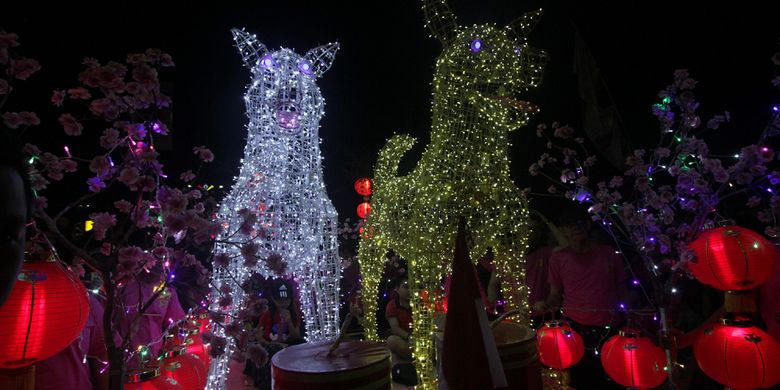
[4,2,780,219]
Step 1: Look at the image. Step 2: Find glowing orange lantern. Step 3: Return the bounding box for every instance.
[694,316,780,389]
[536,321,584,370]
[688,225,777,291]
[161,347,207,389]
[125,368,183,389]
[357,202,371,219]
[0,261,89,368]
[600,328,667,389]
[354,178,372,196]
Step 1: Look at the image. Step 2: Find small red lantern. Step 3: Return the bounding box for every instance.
[600,328,667,389]
[197,312,211,334]
[161,347,207,390]
[694,316,780,389]
[536,321,585,370]
[356,202,372,219]
[0,261,90,368]
[354,178,372,196]
[688,225,777,291]
[185,329,211,369]
[125,368,184,390]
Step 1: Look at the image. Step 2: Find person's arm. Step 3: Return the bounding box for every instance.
[387,317,410,340]
[280,309,300,339]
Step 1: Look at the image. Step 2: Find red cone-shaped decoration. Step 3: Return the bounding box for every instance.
[600,328,667,389]
[694,316,780,389]
[0,261,89,368]
[688,225,777,291]
[536,321,584,370]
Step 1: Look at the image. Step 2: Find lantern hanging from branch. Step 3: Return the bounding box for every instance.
[536,321,584,370]
[0,261,89,369]
[354,177,372,197]
[357,202,372,219]
[600,328,667,389]
[694,316,780,389]
[688,225,777,291]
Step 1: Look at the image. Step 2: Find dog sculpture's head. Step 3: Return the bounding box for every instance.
[422,0,547,130]
[232,29,338,137]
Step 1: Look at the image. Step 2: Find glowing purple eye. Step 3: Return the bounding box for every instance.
[298,59,313,75]
[470,39,483,53]
[259,54,275,69]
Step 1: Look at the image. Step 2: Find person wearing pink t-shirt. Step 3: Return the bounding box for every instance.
[35,292,108,390]
[534,204,627,389]
[115,271,186,369]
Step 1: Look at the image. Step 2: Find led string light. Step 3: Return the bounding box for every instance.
[357,2,547,388]
[207,29,341,389]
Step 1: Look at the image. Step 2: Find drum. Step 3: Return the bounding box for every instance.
[492,321,543,390]
[271,340,391,390]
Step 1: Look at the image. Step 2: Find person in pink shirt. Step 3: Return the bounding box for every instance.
[115,268,186,370]
[534,204,627,389]
[524,212,561,328]
[35,290,108,390]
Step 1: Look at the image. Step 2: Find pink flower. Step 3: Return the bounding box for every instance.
[609,176,623,188]
[2,112,22,128]
[553,125,574,139]
[194,202,205,213]
[51,90,65,106]
[118,167,139,185]
[747,196,762,208]
[89,156,111,175]
[34,196,48,210]
[213,253,231,268]
[19,111,39,126]
[179,170,196,182]
[583,156,597,167]
[161,188,188,215]
[67,87,91,100]
[101,243,112,256]
[159,53,174,67]
[100,128,122,149]
[264,252,287,276]
[117,246,144,274]
[114,199,133,214]
[0,78,9,94]
[90,212,117,240]
[8,57,41,80]
[772,52,780,66]
[58,113,83,136]
[535,123,547,137]
[87,176,106,192]
[247,345,269,368]
[547,185,557,194]
[132,64,158,86]
[193,146,215,162]
[90,98,120,119]
[0,32,20,48]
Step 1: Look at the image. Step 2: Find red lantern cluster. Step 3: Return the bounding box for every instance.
[356,202,372,219]
[354,178,373,219]
[688,226,778,291]
[600,328,667,389]
[354,177,372,196]
[0,261,90,368]
[161,347,207,390]
[125,368,183,390]
[694,316,780,389]
[536,321,584,370]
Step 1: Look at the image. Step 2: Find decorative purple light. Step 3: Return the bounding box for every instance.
[470,39,483,53]
[773,106,779,112]
[298,59,313,75]
[275,109,300,129]
[632,279,639,285]
[260,54,275,69]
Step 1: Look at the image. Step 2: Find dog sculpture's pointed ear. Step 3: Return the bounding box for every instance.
[232,28,268,70]
[421,0,458,46]
[303,42,339,78]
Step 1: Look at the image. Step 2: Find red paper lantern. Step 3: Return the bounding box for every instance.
[161,347,207,390]
[694,316,780,389]
[185,329,211,369]
[354,177,372,196]
[536,321,585,370]
[688,225,778,291]
[0,261,89,368]
[600,328,667,389]
[197,313,211,334]
[356,202,371,219]
[125,368,184,390]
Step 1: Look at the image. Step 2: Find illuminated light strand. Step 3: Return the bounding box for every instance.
[357,2,547,388]
[207,29,341,389]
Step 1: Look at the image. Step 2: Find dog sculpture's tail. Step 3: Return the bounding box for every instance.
[374,134,417,185]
